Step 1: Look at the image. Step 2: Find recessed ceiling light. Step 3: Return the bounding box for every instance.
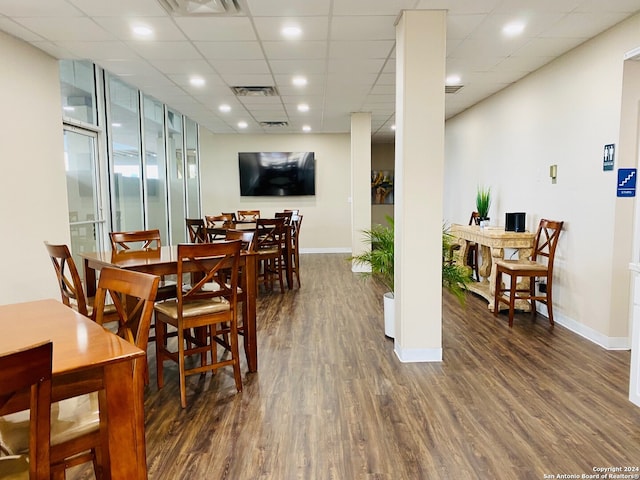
[237,121,248,129]
[219,104,231,113]
[297,103,309,112]
[190,77,205,87]
[446,75,461,85]
[132,25,153,37]
[502,21,525,37]
[302,125,311,132]
[282,26,302,39]
[292,76,307,87]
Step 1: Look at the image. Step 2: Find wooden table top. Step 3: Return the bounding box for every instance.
[0,299,143,375]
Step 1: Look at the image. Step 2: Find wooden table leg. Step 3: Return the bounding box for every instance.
[244,254,258,372]
[99,359,147,479]
[84,259,97,297]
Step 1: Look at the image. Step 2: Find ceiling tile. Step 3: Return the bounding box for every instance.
[174,16,256,41]
[328,40,394,59]
[330,16,396,41]
[67,0,166,16]
[0,0,82,17]
[195,41,263,60]
[94,16,187,41]
[14,17,115,41]
[252,16,328,41]
[332,0,418,16]
[262,41,327,59]
[126,41,203,60]
[245,0,330,17]
[58,41,140,60]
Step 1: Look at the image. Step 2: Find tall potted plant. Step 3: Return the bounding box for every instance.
[476,186,491,226]
[351,216,471,338]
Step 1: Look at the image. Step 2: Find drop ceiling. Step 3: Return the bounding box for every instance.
[0,0,638,142]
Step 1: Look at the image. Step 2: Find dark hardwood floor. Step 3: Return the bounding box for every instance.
[69,253,640,479]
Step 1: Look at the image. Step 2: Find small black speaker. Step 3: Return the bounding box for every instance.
[505,212,526,232]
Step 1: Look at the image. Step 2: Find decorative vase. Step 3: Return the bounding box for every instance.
[383,292,395,338]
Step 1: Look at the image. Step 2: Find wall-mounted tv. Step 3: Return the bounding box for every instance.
[238,151,315,196]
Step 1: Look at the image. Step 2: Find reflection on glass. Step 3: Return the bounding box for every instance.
[64,129,102,265]
[109,75,143,232]
[167,109,186,244]
[143,95,169,242]
[59,60,97,125]
[185,118,200,219]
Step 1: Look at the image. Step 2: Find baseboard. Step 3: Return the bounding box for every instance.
[394,344,443,363]
[300,247,351,254]
[536,305,630,350]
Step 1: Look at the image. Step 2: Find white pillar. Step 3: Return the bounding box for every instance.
[394,10,446,361]
[351,112,372,272]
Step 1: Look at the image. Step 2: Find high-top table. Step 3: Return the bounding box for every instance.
[81,245,260,372]
[450,224,536,312]
[0,299,147,479]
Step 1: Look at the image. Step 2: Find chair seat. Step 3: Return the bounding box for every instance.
[155,298,230,319]
[495,259,548,272]
[0,454,29,480]
[0,394,99,455]
[256,246,279,255]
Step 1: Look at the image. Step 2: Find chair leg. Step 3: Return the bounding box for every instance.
[229,319,243,393]
[546,284,554,328]
[493,270,502,318]
[508,274,517,328]
[177,327,187,408]
[155,318,166,389]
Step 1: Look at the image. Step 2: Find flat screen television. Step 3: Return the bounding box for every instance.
[238,152,315,196]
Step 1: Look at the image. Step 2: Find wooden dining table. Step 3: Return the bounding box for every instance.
[0,299,147,480]
[81,245,260,372]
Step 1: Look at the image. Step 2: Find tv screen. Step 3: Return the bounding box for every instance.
[238,152,315,196]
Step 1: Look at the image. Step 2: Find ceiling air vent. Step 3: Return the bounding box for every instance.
[158,0,242,16]
[445,85,464,94]
[260,121,288,128]
[232,86,278,97]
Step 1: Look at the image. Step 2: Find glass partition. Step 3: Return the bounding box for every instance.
[185,118,200,219]
[59,60,97,126]
[167,109,186,244]
[142,95,169,241]
[108,76,143,232]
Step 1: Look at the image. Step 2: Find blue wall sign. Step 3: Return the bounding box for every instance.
[617,168,637,197]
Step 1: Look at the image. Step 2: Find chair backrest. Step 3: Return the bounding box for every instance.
[110,229,162,252]
[274,211,293,225]
[186,218,206,243]
[469,211,481,226]
[205,214,235,229]
[176,241,242,315]
[531,219,563,270]
[44,242,89,317]
[225,230,255,253]
[237,210,260,222]
[0,341,52,480]
[292,214,303,241]
[221,212,238,223]
[255,218,286,251]
[92,267,160,357]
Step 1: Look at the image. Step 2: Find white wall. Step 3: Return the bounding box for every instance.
[444,12,640,347]
[199,132,352,251]
[0,31,69,305]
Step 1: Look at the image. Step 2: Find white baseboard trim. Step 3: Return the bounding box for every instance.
[300,247,351,254]
[536,304,630,350]
[394,345,443,363]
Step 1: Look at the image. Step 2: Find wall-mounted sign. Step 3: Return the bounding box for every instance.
[617,168,637,197]
[603,144,615,171]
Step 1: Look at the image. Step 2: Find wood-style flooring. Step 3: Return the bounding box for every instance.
[69,253,640,479]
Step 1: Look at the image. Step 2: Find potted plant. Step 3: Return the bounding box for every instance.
[476,186,491,227]
[351,216,471,338]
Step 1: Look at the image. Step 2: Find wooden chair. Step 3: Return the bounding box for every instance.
[110,229,161,251]
[205,214,235,241]
[221,212,238,223]
[289,214,303,287]
[0,341,52,480]
[467,211,481,281]
[44,242,117,320]
[274,211,293,225]
[186,218,206,243]
[237,209,260,222]
[0,268,159,480]
[255,218,286,293]
[109,229,175,301]
[494,219,564,328]
[154,241,243,408]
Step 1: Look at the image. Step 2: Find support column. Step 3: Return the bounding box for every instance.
[394,10,446,361]
[351,112,372,272]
